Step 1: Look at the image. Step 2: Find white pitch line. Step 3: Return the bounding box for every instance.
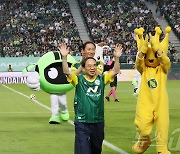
[103,140,128,154]
[2,84,129,154]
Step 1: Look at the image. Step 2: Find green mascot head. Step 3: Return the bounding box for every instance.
[23,51,76,94]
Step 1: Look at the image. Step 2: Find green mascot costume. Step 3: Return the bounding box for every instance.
[23,51,76,124]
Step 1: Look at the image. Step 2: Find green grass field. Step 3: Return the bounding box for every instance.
[0,81,180,154]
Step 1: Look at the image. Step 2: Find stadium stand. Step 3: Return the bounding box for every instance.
[0,0,179,63]
[0,0,83,57]
[156,0,179,40]
[77,0,178,63]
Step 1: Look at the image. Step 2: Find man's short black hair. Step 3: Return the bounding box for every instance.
[82,41,96,50]
[81,57,97,67]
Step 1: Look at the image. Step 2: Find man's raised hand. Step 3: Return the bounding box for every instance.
[58,42,70,57]
[114,44,123,58]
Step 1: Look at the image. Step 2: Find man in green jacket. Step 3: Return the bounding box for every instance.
[59,42,122,154]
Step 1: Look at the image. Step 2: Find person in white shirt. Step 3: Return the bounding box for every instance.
[132,69,141,97]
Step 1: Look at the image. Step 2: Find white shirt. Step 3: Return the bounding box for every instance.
[94,44,104,61]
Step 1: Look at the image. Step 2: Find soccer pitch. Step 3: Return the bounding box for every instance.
[0,81,180,154]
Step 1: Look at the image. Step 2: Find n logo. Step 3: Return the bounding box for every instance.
[87,86,99,93]
[148,78,158,89]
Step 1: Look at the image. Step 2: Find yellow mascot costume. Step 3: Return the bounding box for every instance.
[132,26,171,154]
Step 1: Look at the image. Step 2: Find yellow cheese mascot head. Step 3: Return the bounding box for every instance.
[134,26,171,67]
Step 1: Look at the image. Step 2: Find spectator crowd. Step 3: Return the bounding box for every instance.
[0,0,82,57]
[0,0,178,63]
[161,0,180,40]
[78,0,178,63]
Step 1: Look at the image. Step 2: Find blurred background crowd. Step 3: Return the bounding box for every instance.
[0,0,179,64]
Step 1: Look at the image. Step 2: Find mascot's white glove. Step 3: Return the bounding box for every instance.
[26,72,40,91]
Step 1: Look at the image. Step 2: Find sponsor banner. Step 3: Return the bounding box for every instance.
[0,57,40,72]
[117,69,136,81]
[0,72,34,84]
[0,69,137,84]
[0,56,81,72]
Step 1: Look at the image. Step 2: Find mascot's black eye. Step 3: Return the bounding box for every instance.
[155,53,158,58]
[44,62,71,84]
[35,65,39,73]
[48,68,58,79]
[144,54,146,59]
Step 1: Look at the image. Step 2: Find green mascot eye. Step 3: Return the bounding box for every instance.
[48,68,58,79]
[98,65,103,69]
[36,51,76,94]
